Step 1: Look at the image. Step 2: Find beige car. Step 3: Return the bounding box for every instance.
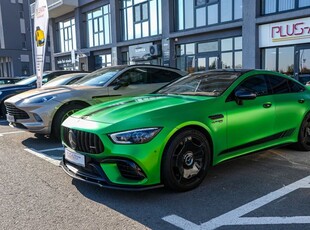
[5,65,186,139]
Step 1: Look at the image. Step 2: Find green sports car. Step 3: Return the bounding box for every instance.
[60,69,310,191]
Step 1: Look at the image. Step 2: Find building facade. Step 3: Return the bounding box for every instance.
[29,0,309,81]
[0,0,35,77]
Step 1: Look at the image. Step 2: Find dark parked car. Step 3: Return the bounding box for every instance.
[0,77,26,85]
[0,70,82,117]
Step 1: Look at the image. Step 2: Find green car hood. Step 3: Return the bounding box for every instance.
[72,94,213,124]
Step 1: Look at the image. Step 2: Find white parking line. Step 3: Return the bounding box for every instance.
[0,131,25,136]
[24,148,63,166]
[163,175,310,229]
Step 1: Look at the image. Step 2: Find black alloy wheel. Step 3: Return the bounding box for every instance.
[162,129,211,192]
[295,112,310,151]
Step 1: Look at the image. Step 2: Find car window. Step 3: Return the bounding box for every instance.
[114,68,148,85]
[235,75,269,96]
[266,75,304,94]
[76,67,122,86]
[147,68,181,83]
[158,72,240,96]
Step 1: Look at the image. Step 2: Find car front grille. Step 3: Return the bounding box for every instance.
[5,103,30,119]
[63,127,104,154]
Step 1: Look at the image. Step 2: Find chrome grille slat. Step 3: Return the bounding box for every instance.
[62,127,104,154]
[5,103,29,119]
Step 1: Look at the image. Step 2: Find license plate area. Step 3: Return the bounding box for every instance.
[65,148,85,167]
[6,114,15,122]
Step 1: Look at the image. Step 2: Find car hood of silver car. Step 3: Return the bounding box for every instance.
[6,85,107,104]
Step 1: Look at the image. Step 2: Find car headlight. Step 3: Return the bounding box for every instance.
[109,127,162,144]
[23,96,56,104]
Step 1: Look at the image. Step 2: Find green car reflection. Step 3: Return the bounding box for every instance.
[61,69,310,191]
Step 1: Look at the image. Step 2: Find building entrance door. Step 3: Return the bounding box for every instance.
[295,45,310,84]
[196,54,219,72]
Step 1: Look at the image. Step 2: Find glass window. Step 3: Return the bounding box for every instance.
[186,43,196,55]
[279,0,295,11]
[288,80,305,92]
[262,0,308,14]
[198,41,218,53]
[278,47,294,75]
[148,68,182,83]
[185,0,194,29]
[208,4,218,25]
[234,0,242,19]
[87,5,111,47]
[221,0,232,22]
[221,52,233,69]
[58,18,76,52]
[263,0,276,14]
[234,37,242,50]
[196,7,206,27]
[234,51,242,69]
[236,75,268,96]
[121,0,161,41]
[299,0,310,7]
[221,38,233,51]
[268,75,290,94]
[263,48,276,71]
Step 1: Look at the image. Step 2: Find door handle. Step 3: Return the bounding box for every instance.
[298,99,305,104]
[263,103,272,108]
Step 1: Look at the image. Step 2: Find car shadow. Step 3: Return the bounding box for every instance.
[69,149,309,229]
[21,134,62,151]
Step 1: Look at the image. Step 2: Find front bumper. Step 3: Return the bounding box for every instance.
[60,155,163,191]
[5,101,58,134]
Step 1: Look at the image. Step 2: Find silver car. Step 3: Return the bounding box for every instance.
[5,65,186,139]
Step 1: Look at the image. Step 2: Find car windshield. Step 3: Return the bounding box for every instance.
[157,71,240,97]
[75,67,124,86]
[43,73,85,87]
[16,75,37,85]
[16,72,50,85]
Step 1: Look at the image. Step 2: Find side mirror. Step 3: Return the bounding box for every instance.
[234,89,256,105]
[113,80,129,90]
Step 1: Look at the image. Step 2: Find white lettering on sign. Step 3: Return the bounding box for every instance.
[259,17,310,48]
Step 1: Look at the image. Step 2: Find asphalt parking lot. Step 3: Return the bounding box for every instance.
[0,118,309,230]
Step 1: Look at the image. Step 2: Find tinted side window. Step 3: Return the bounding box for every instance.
[267,74,305,94]
[148,68,181,83]
[117,68,148,85]
[235,75,268,96]
[267,75,290,94]
[288,79,305,93]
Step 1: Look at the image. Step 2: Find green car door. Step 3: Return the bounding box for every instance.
[222,74,275,161]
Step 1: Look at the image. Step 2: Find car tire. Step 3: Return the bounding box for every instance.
[294,112,310,151]
[161,129,211,192]
[51,104,86,141]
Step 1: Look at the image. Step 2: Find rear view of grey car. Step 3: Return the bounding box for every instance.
[5,65,186,139]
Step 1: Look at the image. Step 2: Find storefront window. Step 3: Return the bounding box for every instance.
[279,47,294,75]
[262,46,294,76]
[121,0,162,41]
[177,0,242,31]
[262,0,310,14]
[87,5,111,47]
[95,54,112,70]
[263,48,276,71]
[58,18,76,52]
[176,36,242,72]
